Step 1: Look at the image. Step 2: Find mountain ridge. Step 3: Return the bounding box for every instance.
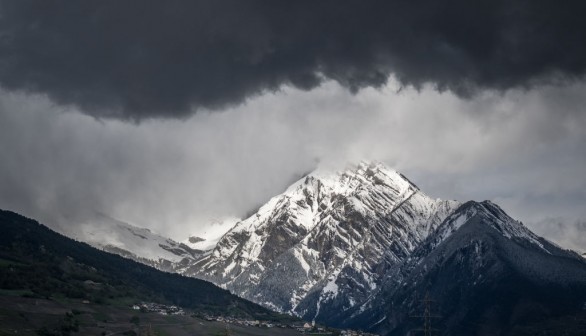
[183,162,586,335]
[47,161,586,334]
[343,200,586,335]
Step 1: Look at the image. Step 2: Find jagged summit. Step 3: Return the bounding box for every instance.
[226,161,425,237]
[291,161,420,195]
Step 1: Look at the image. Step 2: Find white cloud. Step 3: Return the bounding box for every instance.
[0,80,585,252]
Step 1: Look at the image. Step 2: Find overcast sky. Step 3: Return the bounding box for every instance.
[0,1,585,252]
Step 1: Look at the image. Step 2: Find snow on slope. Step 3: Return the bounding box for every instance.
[69,213,203,269]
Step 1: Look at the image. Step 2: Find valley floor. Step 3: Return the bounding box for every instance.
[0,294,312,336]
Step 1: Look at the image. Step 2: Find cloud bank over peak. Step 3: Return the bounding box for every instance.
[1,80,585,249]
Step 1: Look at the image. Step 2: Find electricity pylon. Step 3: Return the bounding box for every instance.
[410,291,440,336]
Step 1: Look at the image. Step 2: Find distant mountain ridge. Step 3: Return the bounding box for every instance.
[66,213,206,272]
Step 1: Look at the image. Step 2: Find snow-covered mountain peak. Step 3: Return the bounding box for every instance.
[185,161,460,315]
[221,161,427,248]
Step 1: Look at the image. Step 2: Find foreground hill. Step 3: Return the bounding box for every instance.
[0,209,289,322]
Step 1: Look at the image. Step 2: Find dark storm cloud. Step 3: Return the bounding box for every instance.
[1,0,586,119]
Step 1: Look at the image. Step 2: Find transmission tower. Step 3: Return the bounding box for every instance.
[410,291,440,336]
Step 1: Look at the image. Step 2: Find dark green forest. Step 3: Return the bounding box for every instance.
[0,209,290,320]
